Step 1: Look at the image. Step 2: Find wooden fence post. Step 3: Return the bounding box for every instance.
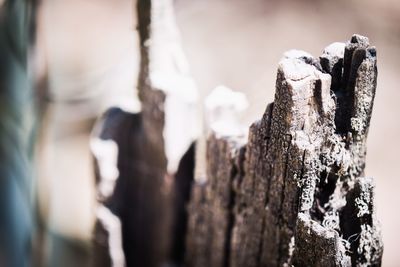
[185,35,383,267]
[91,1,383,265]
[91,0,197,266]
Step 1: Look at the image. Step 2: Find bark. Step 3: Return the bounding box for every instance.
[185,35,383,267]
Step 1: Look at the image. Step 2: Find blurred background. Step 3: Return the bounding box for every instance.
[2,0,400,266]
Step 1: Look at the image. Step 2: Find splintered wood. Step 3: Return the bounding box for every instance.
[185,35,383,267]
[91,0,383,266]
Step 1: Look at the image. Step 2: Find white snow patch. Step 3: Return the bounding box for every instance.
[97,205,126,267]
[90,138,119,199]
[205,85,248,137]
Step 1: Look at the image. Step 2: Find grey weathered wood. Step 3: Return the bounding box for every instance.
[186,134,246,267]
[94,4,383,265]
[185,35,383,267]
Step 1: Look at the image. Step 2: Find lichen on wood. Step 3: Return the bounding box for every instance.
[185,34,383,267]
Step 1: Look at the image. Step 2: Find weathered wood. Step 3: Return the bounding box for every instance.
[91,0,197,266]
[170,142,196,264]
[185,35,383,267]
[136,0,198,266]
[91,107,195,267]
[186,134,246,267]
[185,86,248,267]
[91,108,169,267]
[94,3,383,265]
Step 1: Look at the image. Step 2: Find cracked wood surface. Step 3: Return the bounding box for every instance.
[185,35,382,267]
[92,2,383,265]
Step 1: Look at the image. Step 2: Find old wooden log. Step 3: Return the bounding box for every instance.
[185,35,383,267]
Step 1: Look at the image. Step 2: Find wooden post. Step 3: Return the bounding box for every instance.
[185,35,383,267]
[92,1,383,265]
[91,0,197,266]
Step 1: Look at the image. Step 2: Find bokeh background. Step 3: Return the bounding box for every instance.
[34,0,400,266]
